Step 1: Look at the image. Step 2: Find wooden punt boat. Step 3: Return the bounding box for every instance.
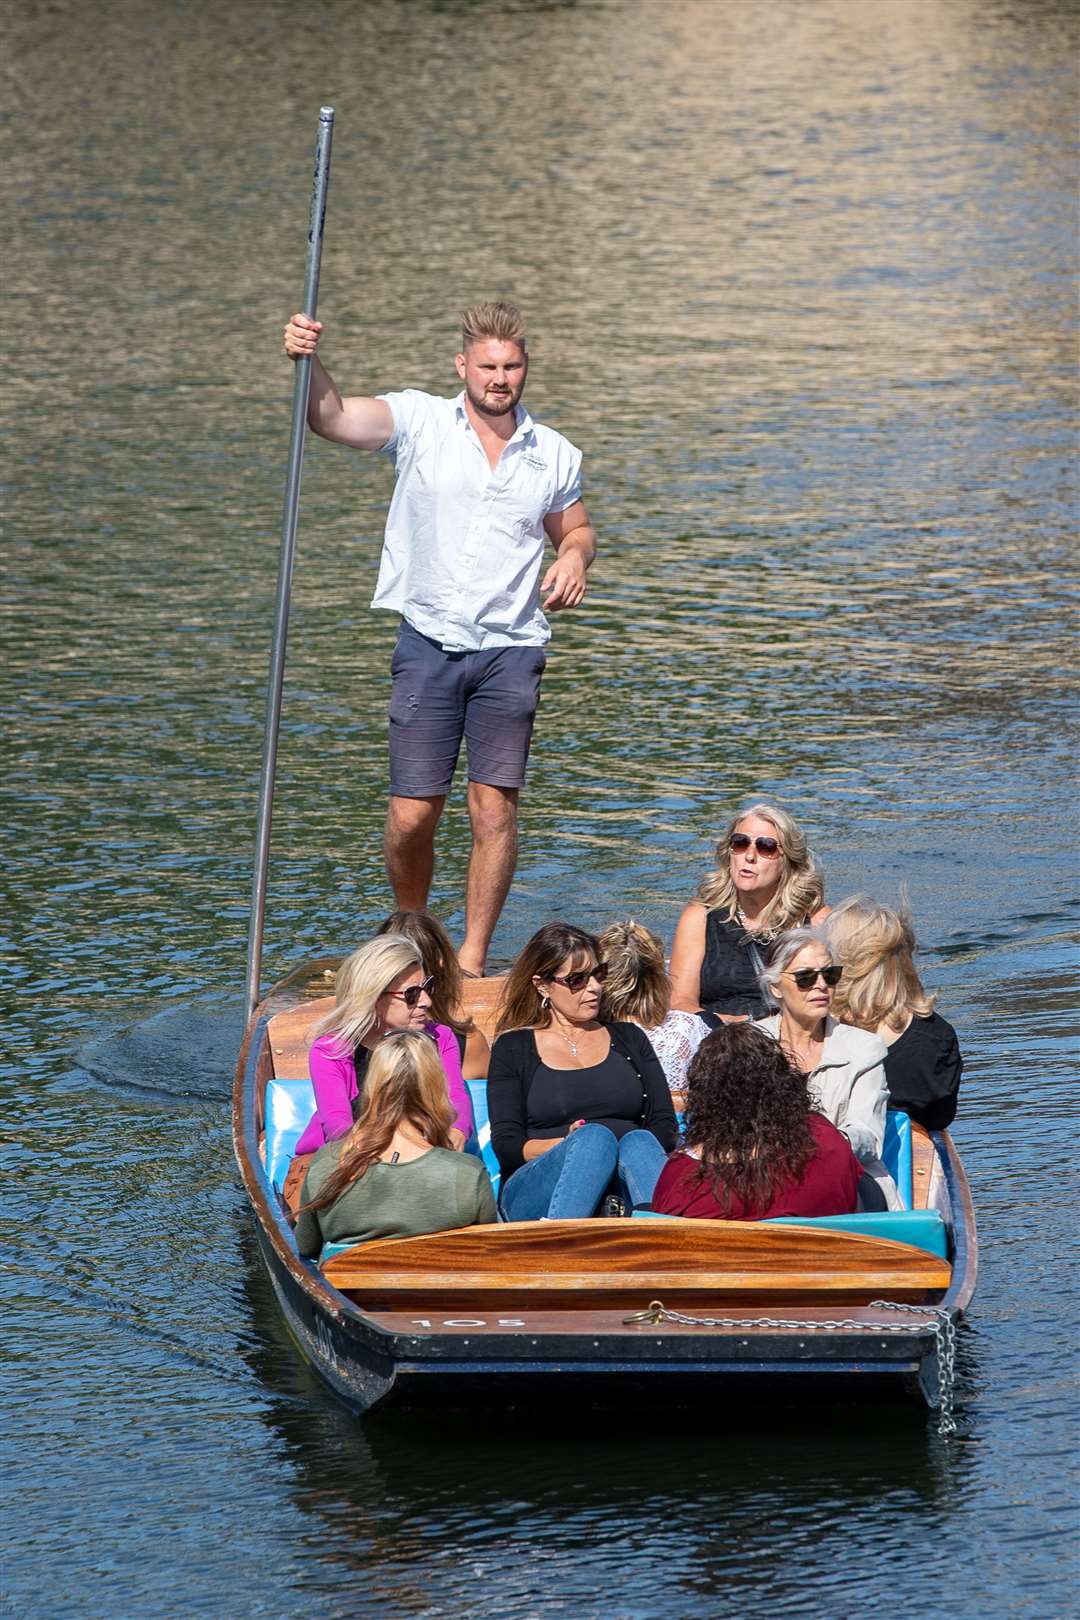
[233,958,977,1425]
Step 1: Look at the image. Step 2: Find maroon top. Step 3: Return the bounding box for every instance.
[652,1114,861,1220]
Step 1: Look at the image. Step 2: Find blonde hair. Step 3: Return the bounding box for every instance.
[460,300,527,350]
[310,935,423,1053]
[375,909,473,1035]
[597,919,670,1028]
[696,803,824,937]
[299,1030,453,1213]
[825,896,936,1032]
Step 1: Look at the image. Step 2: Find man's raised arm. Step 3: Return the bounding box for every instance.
[282,313,394,450]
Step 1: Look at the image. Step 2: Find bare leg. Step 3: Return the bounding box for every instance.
[384,794,445,910]
[459,782,519,976]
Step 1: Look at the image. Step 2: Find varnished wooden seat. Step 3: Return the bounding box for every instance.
[321,1217,951,1311]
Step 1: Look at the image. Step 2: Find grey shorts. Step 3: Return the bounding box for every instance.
[388,621,546,798]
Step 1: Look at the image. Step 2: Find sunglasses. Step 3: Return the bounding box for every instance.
[788,965,843,991]
[730,833,781,857]
[385,973,436,1008]
[549,961,609,993]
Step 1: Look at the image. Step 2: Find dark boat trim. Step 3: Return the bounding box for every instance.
[936,1128,978,1315]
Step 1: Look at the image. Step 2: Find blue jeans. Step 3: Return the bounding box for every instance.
[500,1124,667,1220]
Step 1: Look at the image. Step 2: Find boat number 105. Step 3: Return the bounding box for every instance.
[409,1318,525,1328]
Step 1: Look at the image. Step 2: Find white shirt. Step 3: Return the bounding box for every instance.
[642,1010,712,1093]
[372,389,583,651]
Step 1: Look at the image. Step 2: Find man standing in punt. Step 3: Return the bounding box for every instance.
[283,301,596,976]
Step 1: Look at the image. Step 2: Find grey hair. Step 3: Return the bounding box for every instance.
[758,926,834,1007]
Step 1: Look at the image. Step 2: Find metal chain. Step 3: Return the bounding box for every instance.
[623,1298,958,1437]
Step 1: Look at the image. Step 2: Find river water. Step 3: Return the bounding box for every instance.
[3,0,1077,1613]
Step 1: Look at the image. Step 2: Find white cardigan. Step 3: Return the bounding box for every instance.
[756,1014,889,1163]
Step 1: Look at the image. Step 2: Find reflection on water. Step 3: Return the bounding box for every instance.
[2,0,1077,1613]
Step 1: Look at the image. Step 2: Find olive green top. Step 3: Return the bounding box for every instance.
[295,1141,497,1258]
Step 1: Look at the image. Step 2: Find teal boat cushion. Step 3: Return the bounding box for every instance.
[632,1207,947,1258]
[265,1076,503,1202]
[767,1210,946,1257]
[265,1077,316,1192]
[271,1087,911,1219]
[464,1077,501,1201]
[882,1108,913,1209]
[319,1239,352,1262]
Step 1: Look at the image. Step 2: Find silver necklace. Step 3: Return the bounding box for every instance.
[558,1028,579,1057]
[551,1016,580,1057]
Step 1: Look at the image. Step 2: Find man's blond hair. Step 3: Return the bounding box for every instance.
[460,300,527,351]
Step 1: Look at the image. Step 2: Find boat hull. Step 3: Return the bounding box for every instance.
[253,1214,945,1414]
[233,970,975,1418]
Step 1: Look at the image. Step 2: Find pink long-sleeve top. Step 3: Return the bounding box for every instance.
[293,1022,474,1156]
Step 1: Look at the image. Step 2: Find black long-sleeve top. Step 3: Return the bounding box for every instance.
[487,1021,679,1178]
[883,1011,962,1131]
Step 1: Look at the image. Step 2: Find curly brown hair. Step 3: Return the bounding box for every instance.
[682,1024,815,1214]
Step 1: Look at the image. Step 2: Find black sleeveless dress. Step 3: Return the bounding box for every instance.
[698,911,772,1020]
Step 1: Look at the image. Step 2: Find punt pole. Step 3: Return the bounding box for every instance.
[245,106,335,1021]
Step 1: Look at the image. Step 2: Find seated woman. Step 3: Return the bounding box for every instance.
[669,803,829,1021]
[825,897,962,1131]
[597,919,711,1096]
[293,935,474,1160]
[653,1024,862,1219]
[295,1031,497,1258]
[488,923,679,1220]
[755,927,901,1210]
[375,909,492,1081]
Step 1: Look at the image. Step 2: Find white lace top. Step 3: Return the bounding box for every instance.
[641,1010,713,1093]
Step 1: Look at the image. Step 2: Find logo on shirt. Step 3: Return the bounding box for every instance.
[520,453,547,472]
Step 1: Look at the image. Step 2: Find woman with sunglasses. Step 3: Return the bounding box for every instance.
[488,923,679,1220]
[292,934,474,1162]
[756,928,900,1210]
[296,1031,497,1258]
[669,804,829,1022]
[374,909,492,1081]
[652,1024,862,1220]
[825,897,962,1131]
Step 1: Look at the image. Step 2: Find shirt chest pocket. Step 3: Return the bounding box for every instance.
[500,473,554,540]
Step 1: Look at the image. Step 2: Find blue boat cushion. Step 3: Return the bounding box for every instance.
[767,1210,947,1257]
[265,1077,316,1193]
[267,1082,911,1236]
[632,1207,947,1258]
[465,1078,500,1202]
[451,1087,904,1218]
[266,1076,503,1201]
[882,1108,913,1209]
